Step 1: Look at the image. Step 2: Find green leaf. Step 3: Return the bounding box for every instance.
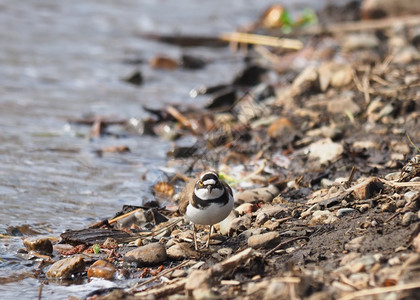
[93,244,100,254]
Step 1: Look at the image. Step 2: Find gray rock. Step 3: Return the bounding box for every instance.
[46,256,85,279]
[248,232,280,249]
[336,208,355,217]
[167,243,198,260]
[345,236,366,252]
[404,191,420,202]
[234,185,280,204]
[229,215,252,233]
[23,237,53,255]
[219,210,239,235]
[402,212,418,226]
[124,243,167,266]
[308,138,343,165]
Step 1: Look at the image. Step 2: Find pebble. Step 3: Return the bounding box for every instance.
[267,117,294,139]
[46,256,85,279]
[342,33,379,51]
[404,191,419,202]
[234,185,280,203]
[308,210,338,226]
[402,212,418,226]
[235,203,255,215]
[345,236,366,252]
[229,215,252,233]
[321,178,334,188]
[248,232,280,249]
[171,269,187,278]
[263,220,280,231]
[255,212,269,225]
[336,208,355,217]
[381,202,396,213]
[167,243,198,260]
[217,248,233,256]
[87,260,116,280]
[219,210,239,235]
[149,55,178,70]
[327,93,360,115]
[351,177,384,200]
[308,138,343,165]
[23,237,53,255]
[396,199,406,208]
[124,243,167,266]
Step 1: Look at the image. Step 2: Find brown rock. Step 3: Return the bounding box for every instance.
[234,185,280,204]
[351,177,384,200]
[345,236,366,252]
[87,260,116,280]
[167,243,199,260]
[308,138,343,165]
[248,232,281,249]
[46,256,85,279]
[124,243,167,266]
[23,237,53,255]
[414,233,420,253]
[267,118,294,139]
[150,55,178,70]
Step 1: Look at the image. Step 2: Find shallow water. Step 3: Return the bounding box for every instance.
[0,0,337,298]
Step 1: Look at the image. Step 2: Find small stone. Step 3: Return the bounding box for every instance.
[263,220,280,231]
[255,212,269,225]
[124,243,167,266]
[321,178,334,188]
[384,172,400,181]
[185,269,211,291]
[351,177,384,200]
[381,202,396,213]
[234,185,280,203]
[342,33,379,51]
[217,248,233,256]
[46,256,85,279]
[229,215,252,233]
[263,279,287,300]
[235,203,255,215]
[267,118,294,139]
[327,93,360,115]
[358,204,370,213]
[23,237,53,255]
[308,210,338,226]
[167,243,198,260]
[171,269,187,278]
[345,236,366,252]
[248,232,280,249]
[404,191,420,202]
[402,212,418,226]
[150,55,178,70]
[340,252,361,266]
[308,138,343,165]
[219,210,239,236]
[396,199,406,208]
[336,208,355,217]
[87,260,116,280]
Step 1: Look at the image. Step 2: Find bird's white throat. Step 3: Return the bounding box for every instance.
[194,186,224,200]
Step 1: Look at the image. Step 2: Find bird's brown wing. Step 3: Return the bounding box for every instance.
[222,181,233,197]
[178,178,196,214]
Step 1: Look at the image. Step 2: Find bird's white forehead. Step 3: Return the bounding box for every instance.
[202,179,216,185]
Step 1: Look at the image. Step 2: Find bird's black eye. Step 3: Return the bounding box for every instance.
[199,181,203,186]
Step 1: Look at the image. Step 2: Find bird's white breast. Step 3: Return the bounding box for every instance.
[186,194,234,225]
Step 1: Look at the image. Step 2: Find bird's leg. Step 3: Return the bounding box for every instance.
[205,225,213,248]
[192,223,198,251]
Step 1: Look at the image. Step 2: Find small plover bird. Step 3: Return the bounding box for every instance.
[178,170,234,250]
